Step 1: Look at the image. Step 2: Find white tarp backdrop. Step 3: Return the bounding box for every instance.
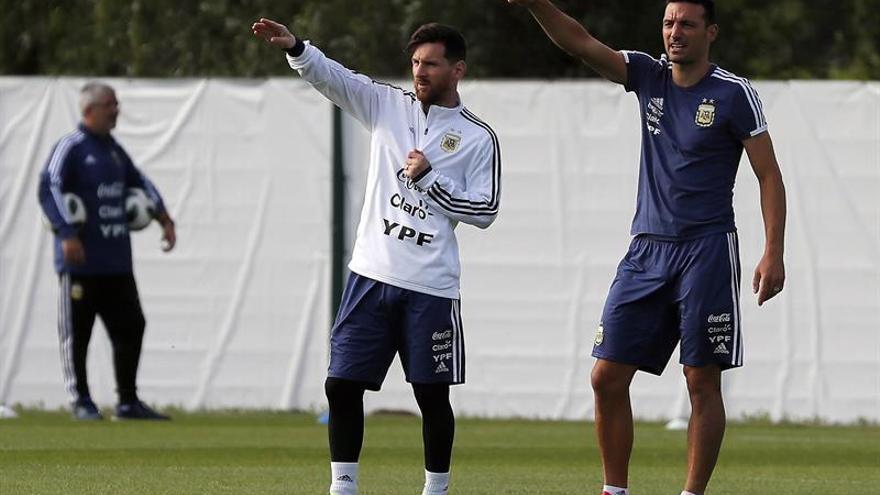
[1,78,878,423]
[0,78,332,412]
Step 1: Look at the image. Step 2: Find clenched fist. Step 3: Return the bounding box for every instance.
[404,150,431,179]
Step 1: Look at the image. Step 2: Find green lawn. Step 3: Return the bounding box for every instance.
[0,410,877,494]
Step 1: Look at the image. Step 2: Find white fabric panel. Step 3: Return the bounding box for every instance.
[1,78,878,424]
[344,80,880,423]
[0,78,331,411]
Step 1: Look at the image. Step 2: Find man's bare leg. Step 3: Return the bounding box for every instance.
[683,364,725,495]
[591,359,639,489]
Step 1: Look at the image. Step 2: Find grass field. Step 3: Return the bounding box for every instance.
[0,410,877,494]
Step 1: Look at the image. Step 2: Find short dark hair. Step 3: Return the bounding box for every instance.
[406,23,467,62]
[666,0,716,25]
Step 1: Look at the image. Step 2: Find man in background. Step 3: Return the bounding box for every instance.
[38,82,177,421]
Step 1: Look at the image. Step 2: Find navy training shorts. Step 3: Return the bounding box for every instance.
[592,231,743,375]
[328,272,464,390]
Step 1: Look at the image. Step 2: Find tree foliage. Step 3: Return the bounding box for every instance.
[1,0,878,79]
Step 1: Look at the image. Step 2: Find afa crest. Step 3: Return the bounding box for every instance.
[440,132,462,153]
[695,98,716,127]
[594,323,604,346]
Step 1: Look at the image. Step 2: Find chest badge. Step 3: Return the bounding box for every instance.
[695,98,716,128]
[111,150,123,166]
[440,132,461,153]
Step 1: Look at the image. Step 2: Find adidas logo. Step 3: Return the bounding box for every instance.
[335,475,354,483]
[84,154,97,166]
[435,362,449,374]
[713,343,730,354]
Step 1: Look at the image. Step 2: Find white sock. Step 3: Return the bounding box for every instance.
[681,491,700,495]
[329,462,358,495]
[603,485,629,495]
[422,470,450,495]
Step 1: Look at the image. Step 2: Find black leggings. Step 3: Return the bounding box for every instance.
[325,378,455,472]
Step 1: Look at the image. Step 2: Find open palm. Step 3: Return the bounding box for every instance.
[252,18,296,50]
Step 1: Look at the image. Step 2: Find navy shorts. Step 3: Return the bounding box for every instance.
[592,232,743,375]
[328,272,464,391]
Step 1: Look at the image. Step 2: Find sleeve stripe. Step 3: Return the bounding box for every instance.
[49,188,70,223]
[711,73,763,128]
[372,80,416,101]
[422,107,502,218]
[353,72,417,102]
[47,131,85,222]
[620,50,663,66]
[712,70,767,130]
[429,184,497,213]
[427,188,496,216]
[461,108,501,206]
[712,74,766,127]
[48,131,84,179]
[749,125,769,137]
[715,68,765,120]
[718,68,767,118]
[427,154,498,211]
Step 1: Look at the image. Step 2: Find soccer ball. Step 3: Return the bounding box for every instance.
[63,193,87,226]
[125,188,156,231]
[42,192,87,231]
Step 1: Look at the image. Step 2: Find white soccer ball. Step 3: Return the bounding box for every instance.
[63,192,87,226]
[43,192,87,231]
[125,188,156,231]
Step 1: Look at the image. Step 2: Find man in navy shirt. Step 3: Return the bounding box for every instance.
[38,82,177,421]
[510,1,786,494]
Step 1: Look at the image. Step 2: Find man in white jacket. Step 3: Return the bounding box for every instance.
[253,17,501,495]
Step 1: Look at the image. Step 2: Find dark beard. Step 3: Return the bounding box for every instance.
[415,86,441,107]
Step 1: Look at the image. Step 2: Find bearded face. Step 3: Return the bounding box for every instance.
[411,42,464,106]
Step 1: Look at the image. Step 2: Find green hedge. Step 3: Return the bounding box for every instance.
[2,0,878,79]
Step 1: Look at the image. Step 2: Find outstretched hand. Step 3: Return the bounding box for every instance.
[252,18,296,50]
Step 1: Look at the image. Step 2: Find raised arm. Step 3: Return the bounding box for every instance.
[509,0,627,84]
[252,17,379,129]
[743,131,786,306]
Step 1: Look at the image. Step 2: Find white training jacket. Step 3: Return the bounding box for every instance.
[288,42,501,299]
